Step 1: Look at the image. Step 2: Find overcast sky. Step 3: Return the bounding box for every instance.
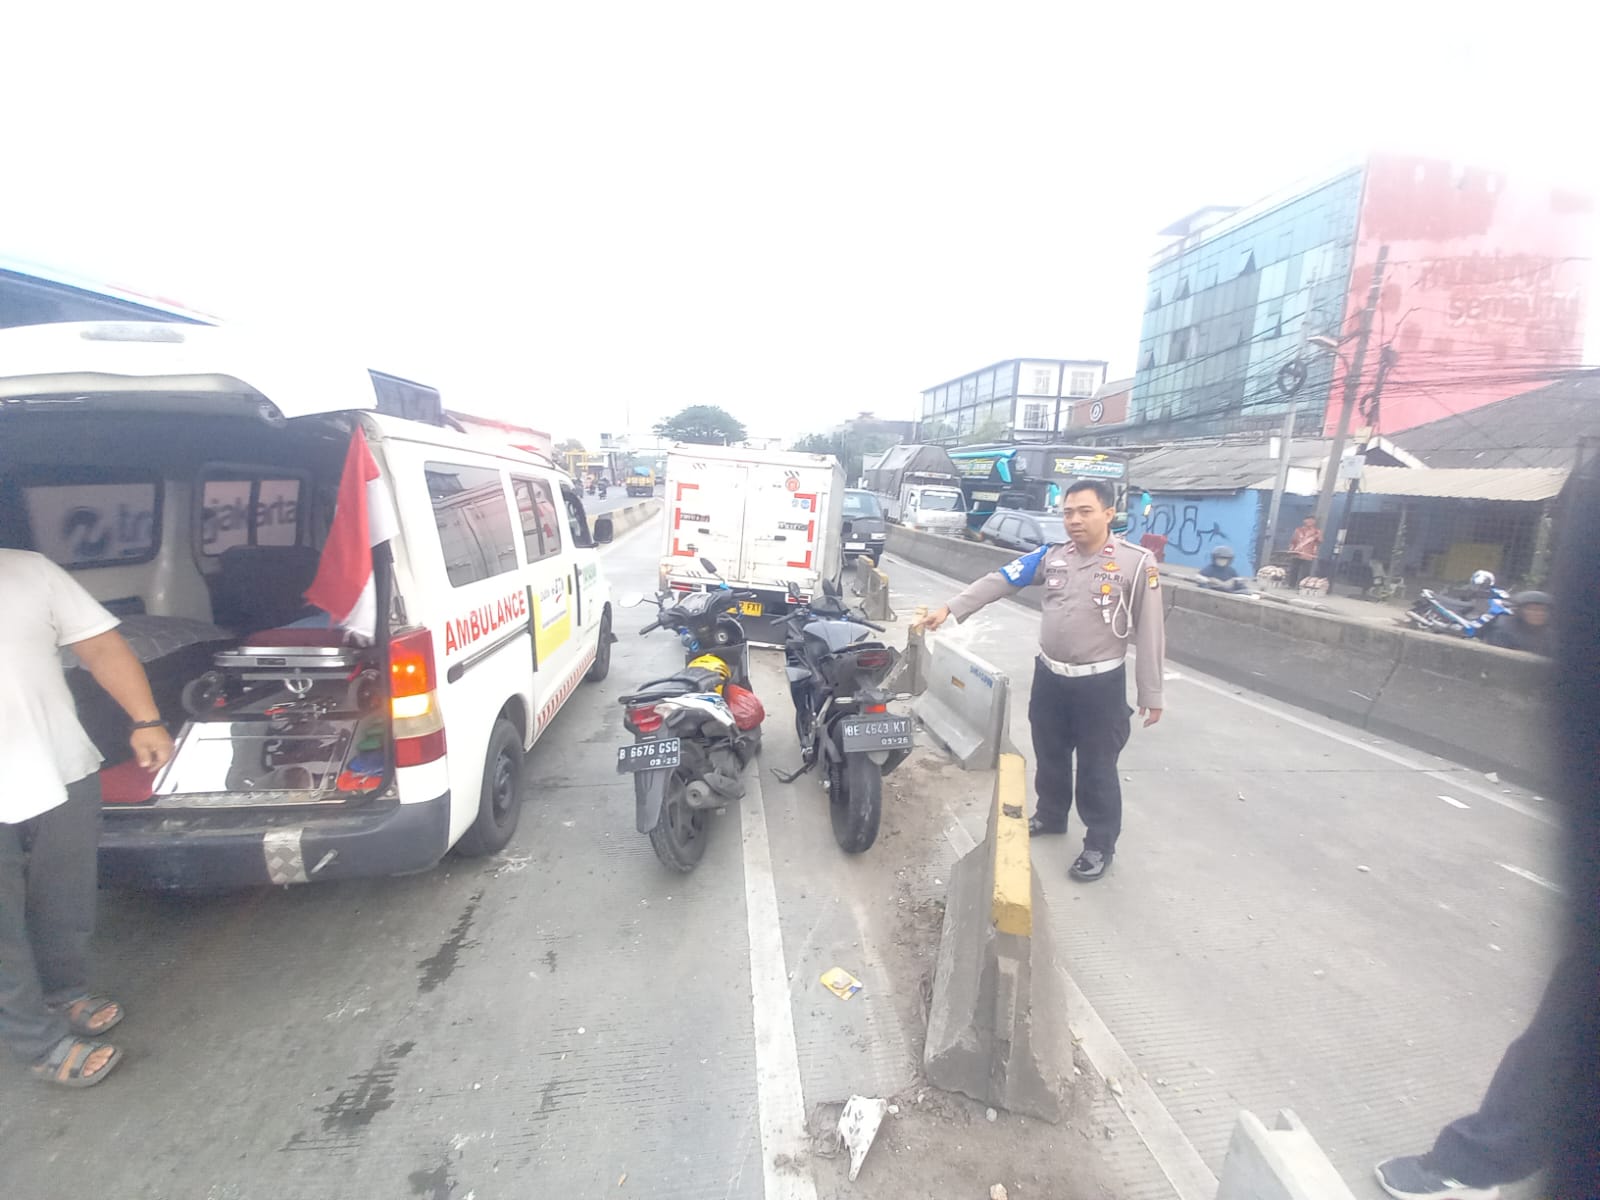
[3,2,1593,446]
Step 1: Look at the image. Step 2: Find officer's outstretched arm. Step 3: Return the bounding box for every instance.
[943,545,1048,624]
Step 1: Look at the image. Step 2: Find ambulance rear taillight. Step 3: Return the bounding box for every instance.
[389,628,447,766]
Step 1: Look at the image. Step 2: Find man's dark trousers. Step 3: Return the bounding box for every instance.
[1426,952,1585,1186]
[0,776,102,1062]
[1027,661,1132,852]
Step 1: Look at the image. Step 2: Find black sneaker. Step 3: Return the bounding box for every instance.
[1069,848,1111,881]
[1374,1155,1500,1200]
[1028,815,1067,836]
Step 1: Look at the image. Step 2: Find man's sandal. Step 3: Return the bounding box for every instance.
[30,1036,123,1088]
[58,994,123,1037]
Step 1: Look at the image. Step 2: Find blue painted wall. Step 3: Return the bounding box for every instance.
[1126,490,1264,576]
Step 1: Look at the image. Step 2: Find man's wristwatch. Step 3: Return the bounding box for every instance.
[130,719,167,731]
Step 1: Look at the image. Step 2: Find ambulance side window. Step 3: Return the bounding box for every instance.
[561,485,595,549]
[512,477,562,563]
[427,462,519,587]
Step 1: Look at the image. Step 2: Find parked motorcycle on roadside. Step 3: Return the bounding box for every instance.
[617,562,764,872]
[773,578,911,853]
[1400,569,1511,639]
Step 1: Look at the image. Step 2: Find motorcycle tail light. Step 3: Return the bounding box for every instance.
[626,705,664,734]
[863,702,888,713]
[853,648,892,670]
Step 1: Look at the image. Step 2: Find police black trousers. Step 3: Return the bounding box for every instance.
[1027,662,1132,853]
[1426,951,1585,1187]
[0,776,101,1062]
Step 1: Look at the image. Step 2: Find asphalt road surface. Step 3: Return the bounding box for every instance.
[0,519,1567,1200]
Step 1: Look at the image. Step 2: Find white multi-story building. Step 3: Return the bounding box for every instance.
[918,357,1109,445]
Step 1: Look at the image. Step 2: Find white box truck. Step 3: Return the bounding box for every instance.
[659,443,845,611]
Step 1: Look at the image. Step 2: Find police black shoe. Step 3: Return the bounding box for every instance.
[1069,848,1112,881]
[1374,1156,1499,1200]
[1027,815,1066,836]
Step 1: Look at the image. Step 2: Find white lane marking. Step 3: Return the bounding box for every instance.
[739,767,819,1200]
[1438,794,1470,809]
[1058,963,1219,1200]
[1173,670,1557,827]
[889,550,1559,828]
[1497,862,1566,894]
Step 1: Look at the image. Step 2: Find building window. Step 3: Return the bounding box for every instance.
[1068,370,1096,397]
[1169,327,1193,362]
[1031,368,1054,395]
[1022,403,1051,431]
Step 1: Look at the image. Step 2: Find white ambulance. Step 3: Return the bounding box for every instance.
[659,443,845,614]
[0,321,616,888]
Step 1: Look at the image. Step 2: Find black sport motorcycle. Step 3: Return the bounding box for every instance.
[774,578,911,853]
[617,562,763,872]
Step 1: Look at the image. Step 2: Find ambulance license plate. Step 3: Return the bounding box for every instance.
[739,600,763,616]
[616,738,681,773]
[840,716,913,751]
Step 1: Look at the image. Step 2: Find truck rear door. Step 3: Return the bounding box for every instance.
[666,457,746,580]
[742,465,828,591]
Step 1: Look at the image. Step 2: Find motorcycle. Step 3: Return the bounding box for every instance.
[1402,573,1511,639]
[773,578,911,853]
[617,564,764,871]
[597,480,609,500]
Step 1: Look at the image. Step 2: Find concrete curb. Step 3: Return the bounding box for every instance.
[885,525,1557,785]
[924,752,1075,1122]
[1215,1109,1357,1200]
[606,499,662,537]
[851,556,893,622]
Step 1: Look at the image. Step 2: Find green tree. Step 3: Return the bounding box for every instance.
[789,431,897,482]
[962,418,1009,446]
[554,437,586,455]
[653,405,747,445]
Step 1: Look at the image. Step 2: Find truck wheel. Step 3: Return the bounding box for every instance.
[585,610,613,682]
[829,755,882,853]
[456,719,525,857]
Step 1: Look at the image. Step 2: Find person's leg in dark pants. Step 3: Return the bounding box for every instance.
[1068,669,1133,855]
[26,777,103,1009]
[1287,557,1307,588]
[1027,663,1075,832]
[0,816,74,1063]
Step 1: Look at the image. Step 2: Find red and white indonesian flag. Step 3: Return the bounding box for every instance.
[304,427,397,642]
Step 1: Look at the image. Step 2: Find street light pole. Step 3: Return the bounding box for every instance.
[1312,245,1389,575]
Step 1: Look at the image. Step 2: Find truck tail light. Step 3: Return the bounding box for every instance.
[390,628,446,766]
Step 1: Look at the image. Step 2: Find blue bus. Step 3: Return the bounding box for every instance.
[948,443,1132,532]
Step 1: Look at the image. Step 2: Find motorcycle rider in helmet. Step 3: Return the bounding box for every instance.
[1485,590,1553,656]
[1197,545,1251,593]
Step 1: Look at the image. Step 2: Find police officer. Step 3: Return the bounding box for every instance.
[921,478,1166,881]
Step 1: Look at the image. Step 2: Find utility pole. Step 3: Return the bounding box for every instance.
[1312,245,1389,577]
[1261,394,1301,563]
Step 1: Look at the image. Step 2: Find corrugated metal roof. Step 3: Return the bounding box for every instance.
[1132,439,1332,493]
[1358,466,1569,501]
[1393,372,1600,469]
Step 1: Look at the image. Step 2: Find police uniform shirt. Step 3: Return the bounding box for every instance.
[945,536,1167,710]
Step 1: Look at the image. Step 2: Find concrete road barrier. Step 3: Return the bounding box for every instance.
[912,635,1010,770]
[1215,1109,1356,1200]
[852,556,893,622]
[924,754,1075,1123]
[604,499,661,537]
[883,525,1557,785]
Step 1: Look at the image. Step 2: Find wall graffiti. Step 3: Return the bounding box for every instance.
[1126,490,1263,576]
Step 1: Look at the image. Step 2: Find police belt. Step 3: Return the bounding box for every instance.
[1037,652,1124,678]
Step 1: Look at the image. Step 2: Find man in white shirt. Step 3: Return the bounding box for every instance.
[0,549,174,1087]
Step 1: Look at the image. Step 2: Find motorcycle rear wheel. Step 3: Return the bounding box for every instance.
[829,754,882,854]
[648,770,708,873]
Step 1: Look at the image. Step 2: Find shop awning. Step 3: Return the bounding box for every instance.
[1357,466,1569,502]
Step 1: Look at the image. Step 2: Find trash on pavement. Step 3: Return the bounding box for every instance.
[985,1107,998,1122]
[991,1186,1010,1200]
[1356,865,1371,873]
[1485,771,1500,783]
[820,967,864,1000]
[837,1095,889,1181]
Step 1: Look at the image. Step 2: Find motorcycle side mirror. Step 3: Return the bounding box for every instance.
[620,591,646,608]
[700,557,721,576]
